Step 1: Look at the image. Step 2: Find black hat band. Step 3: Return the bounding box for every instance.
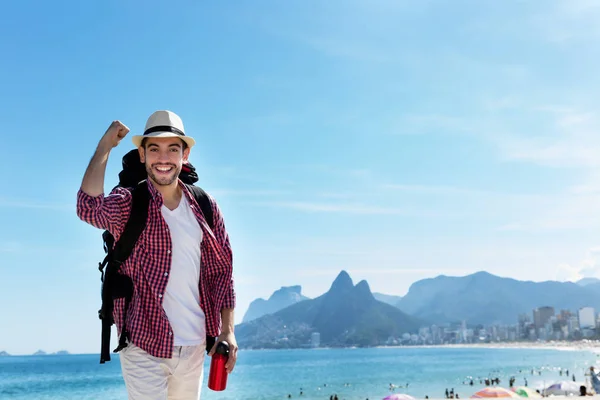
[143,125,185,136]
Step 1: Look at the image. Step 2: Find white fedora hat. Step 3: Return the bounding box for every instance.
[132,110,196,148]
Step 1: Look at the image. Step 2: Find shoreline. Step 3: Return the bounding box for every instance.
[401,340,600,354]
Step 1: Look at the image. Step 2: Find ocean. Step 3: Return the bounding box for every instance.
[1,346,598,400]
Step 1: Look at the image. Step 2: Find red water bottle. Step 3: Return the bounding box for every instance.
[208,341,229,391]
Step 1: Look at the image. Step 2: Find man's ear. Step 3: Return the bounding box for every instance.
[138,146,145,163]
[183,147,190,162]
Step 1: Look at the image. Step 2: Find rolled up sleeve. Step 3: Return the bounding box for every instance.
[76,187,132,238]
[222,277,236,309]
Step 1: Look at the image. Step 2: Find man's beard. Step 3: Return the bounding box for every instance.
[146,163,180,186]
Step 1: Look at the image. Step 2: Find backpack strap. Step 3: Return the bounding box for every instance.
[184,184,214,230]
[184,183,217,353]
[99,181,150,363]
[113,181,151,263]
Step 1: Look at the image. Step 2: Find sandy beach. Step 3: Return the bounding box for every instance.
[379,340,600,355]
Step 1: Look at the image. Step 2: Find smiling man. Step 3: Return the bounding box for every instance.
[76,110,237,400]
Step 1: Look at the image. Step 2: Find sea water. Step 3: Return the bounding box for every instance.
[1,347,598,400]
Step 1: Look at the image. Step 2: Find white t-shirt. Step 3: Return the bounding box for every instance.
[160,194,206,346]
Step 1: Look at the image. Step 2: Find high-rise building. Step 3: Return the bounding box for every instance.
[533,306,555,333]
[568,316,579,337]
[311,332,320,348]
[578,307,596,330]
[559,310,572,321]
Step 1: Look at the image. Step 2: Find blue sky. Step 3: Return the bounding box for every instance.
[2,0,600,354]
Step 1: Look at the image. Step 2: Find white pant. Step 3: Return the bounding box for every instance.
[119,342,206,400]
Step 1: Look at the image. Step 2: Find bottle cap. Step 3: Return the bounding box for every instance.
[216,341,229,356]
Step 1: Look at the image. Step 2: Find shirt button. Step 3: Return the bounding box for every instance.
[164,272,168,276]
[169,332,172,336]
[159,294,163,298]
[167,250,171,254]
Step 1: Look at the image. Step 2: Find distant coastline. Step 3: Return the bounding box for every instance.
[4,340,600,356]
[0,350,71,357]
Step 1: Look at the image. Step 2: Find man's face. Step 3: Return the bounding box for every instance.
[138,137,190,186]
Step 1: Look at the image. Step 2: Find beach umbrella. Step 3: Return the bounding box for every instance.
[511,387,541,398]
[544,381,581,396]
[383,395,415,400]
[471,387,520,398]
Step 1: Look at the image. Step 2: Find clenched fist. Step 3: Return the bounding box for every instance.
[100,120,130,150]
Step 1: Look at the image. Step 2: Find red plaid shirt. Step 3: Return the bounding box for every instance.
[76,179,235,358]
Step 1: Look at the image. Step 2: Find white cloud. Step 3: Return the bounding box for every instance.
[579,246,600,277]
[496,194,600,232]
[399,105,600,168]
[532,0,600,44]
[382,183,489,196]
[555,263,583,282]
[0,241,23,253]
[254,201,406,215]
[0,197,71,210]
[492,108,600,168]
[483,96,521,112]
[555,246,600,282]
[210,189,289,197]
[252,200,466,218]
[300,36,392,63]
[392,103,600,232]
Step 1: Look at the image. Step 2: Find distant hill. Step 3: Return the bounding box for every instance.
[373,292,402,306]
[54,350,70,355]
[236,271,422,348]
[577,278,600,287]
[0,351,10,356]
[242,285,310,323]
[33,350,47,356]
[397,271,600,325]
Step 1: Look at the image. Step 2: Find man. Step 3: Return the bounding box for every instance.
[589,367,600,394]
[76,110,237,399]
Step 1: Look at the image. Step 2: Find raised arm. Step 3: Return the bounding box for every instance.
[76,120,133,236]
[80,120,129,197]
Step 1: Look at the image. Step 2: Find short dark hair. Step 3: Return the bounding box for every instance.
[141,137,188,150]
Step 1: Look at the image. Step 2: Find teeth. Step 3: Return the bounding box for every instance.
[156,167,172,172]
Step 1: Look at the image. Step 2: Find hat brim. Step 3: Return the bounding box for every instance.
[132,132,195,148]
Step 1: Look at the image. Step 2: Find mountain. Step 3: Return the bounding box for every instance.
[33,350,47,356]
[373,292,402,306]
[577,278,600,287]
[54,350,70,355]
[397,271,600,325]
[236,271,422,348]
[0,351,10,356]
[584,282,600,294]
[242,285,310,323]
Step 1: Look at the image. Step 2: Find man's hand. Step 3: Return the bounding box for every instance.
[209,331,238,373]
[99,120,130,150]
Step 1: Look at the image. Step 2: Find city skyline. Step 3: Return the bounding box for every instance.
[386,304,600,347]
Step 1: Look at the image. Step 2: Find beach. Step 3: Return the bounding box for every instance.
[414,340,600,354]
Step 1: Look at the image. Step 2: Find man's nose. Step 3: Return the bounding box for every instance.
[158,150,170,162]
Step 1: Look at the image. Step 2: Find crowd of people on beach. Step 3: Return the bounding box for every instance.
[281,365,600,399]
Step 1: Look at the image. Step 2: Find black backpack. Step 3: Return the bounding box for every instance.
[97,149,215,363]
